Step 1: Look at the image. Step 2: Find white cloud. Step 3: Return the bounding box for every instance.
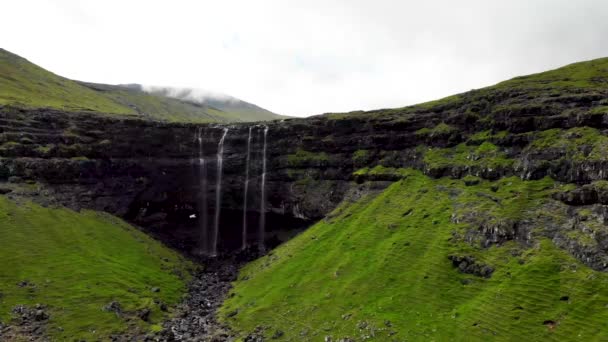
[2,0,608,116]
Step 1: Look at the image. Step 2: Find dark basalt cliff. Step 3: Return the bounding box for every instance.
[2,84,608,261]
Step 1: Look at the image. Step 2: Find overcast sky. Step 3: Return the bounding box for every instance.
[3,0,608,116]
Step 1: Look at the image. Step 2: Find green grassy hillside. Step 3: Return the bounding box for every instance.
[141,85,285,122]
[221,170,608,341]
[78,82,233,123]
[0,196,193,340]
[0,49,282,122]
[0,49,135,114]
[325,56,608,120]
[497,57,608,90]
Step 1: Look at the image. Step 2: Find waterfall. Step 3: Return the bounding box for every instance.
[195,127,209,254]
[258,125,269,252]
[211,127,228,257]
[241,126,253,250]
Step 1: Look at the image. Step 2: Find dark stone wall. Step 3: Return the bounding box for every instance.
[2,86,608,255]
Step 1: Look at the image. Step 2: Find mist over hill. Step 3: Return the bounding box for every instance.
[0,48,283,123]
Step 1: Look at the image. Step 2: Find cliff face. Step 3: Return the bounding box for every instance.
[2,77,608,261]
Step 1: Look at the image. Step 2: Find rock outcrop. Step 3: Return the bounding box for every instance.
[1,85,608,257]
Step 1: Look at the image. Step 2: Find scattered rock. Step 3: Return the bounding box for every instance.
[17,280,31,288]
[448,255,494,278]
[151,287,160,293]
[4,304,49,340]
[153,299,168,312]
[121,259,241,341]
[34,310,48,321]
[272,329,284,339]
[137,308,151,322]
[103,301,122,315]
[543,319,557,330]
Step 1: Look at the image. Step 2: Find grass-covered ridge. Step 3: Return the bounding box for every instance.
[0,196,193,340]
[0,49,282,122]
[0,49,135,114]
[221,170,608,341]
[497,57,608,90]
[324,56,608,120]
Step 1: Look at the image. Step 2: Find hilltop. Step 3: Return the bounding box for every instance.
[0,48,283,123]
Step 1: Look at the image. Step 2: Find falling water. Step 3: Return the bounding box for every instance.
[211,127,228,256]
[258,125,269,252]
[195,127,209,254]
[241,126,253,250]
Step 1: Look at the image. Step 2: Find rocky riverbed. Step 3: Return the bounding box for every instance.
[127,252,264,342]
[153,259,238,342]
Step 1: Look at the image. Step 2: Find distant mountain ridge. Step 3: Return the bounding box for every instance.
[139,85,284,122]
[0,48,283,123]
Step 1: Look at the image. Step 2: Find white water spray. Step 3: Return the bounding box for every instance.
[241,126,253,250]
[212,127,228,256]
[259,125,269,252]
[195,127,209,254]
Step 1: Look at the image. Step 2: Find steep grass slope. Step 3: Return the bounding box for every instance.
[0,49,134,114]
[0,49,282,122]
[222,170,608,341]
[325,56,608,120]
[0,196,193,340]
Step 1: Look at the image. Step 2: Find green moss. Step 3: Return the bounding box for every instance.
[468,130,509,145]
[526,127,608,162]
[0,196,193,339]
[351,149,371,167]
[34,144,54,155]
[416,122,456,137]
[1,141,20,148]
[588,106,608,115]
[452,176,558,241]
[353,165,410,178]
[423,142,514,171]
[287,149,329,167]
[221,170,608,341]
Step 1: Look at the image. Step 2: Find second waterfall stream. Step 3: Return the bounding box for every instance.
[259,125,269,251]
[211,127,228,256]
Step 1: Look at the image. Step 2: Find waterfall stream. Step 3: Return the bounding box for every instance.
[241,126,253,250]
[259,125,269,251]
[211,128,228,256]
[195,127,209,254]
